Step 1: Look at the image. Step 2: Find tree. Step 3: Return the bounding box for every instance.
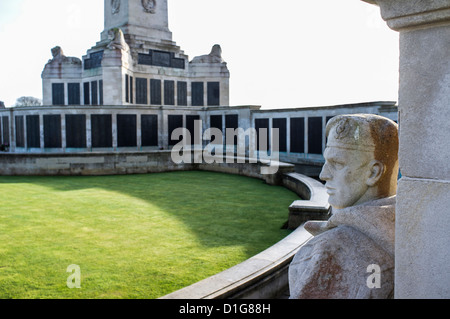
[15,96,42,107]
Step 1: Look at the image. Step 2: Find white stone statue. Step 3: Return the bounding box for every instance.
[289,114,399,299]
[47,46,81,65]
[106,28,130,52]
[191,44,224,64]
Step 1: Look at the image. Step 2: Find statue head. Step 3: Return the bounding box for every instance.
[320,114,399,209]
[210,44,222,59]
[51,46,64,59]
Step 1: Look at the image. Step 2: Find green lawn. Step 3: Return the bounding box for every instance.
[0,171,297,299]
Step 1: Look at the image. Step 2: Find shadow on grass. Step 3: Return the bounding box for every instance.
[0,171,297,257]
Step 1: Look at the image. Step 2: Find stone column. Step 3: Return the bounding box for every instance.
[362,0,450,298]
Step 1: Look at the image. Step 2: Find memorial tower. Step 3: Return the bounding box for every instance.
[102,0,172,44]
[42,0,230,107]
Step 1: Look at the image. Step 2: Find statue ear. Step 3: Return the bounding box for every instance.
[366,160,384,187]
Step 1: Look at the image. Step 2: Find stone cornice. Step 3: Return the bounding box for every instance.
[362,0,450,31]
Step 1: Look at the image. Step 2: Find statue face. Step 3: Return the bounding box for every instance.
[320,144,373,209]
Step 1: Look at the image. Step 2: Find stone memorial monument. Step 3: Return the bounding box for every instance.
[41,0,230,107]
[289,114,399,299]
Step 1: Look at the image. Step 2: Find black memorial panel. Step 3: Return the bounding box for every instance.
[186,115,201,145]
[66,114,86,148]
[84,51,104,70]
[150,79,162,105]
[68,83,81,105]
[130,76,134,104]
[209,115,223,149]
[308,117,323,155]
[26,115,40,148]
[290,117,305,154]
[91,114,112,148]
[117,114,137,147]
[52,83,65,105]
[44,115,62,148]
[125,75,130,103]
[136,78,148,105]
[91,81,98,106]
[153,50,171,67]
[2,117,9,146]
[164,80,175,106]
[141,115,158,147]
[225,114,239,146]
[272,118,287,152]
[177,81,187,106]
[207,82,220,106]
[138,49,185,69]
[168,115,183,146]
[99,80,103,105]
[210,115,223,131]
[138,54,152,66]
[255,118,270,151]
[192,82,204,106]
[15,116,25,148]
[84,82,90,105]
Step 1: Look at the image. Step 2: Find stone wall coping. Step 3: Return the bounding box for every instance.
[0,149,173,158]
[0,105,262,113]
[283,173,330,229]
[0,102,397,115]
[252,101,397,114]
[284,172,329,204]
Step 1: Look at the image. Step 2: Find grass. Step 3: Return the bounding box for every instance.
[0,171,297,299]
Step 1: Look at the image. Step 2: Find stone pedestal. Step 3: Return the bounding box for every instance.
[362,0,450,298]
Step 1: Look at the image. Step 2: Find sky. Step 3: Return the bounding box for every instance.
[0,0,399,109]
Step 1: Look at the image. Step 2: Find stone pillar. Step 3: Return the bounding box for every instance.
[362,0,450,298]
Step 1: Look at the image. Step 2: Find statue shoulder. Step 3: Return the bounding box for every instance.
[289,226,394,299]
